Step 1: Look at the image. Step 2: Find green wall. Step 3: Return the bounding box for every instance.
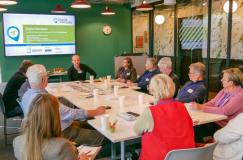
[0,0,132,81]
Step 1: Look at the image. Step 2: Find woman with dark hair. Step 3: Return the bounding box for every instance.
[116,57,137,83]
[2,60,33,117]
[13,93,90,160]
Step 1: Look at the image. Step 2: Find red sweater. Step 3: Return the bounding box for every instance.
[139,99,195,160]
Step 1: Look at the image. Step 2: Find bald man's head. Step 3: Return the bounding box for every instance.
[72,55,80,68]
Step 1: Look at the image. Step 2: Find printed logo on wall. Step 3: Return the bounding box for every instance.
[7,26,20,42]
[179,16,203,50]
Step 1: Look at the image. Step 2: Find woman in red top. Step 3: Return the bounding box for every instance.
[134,74,195,160]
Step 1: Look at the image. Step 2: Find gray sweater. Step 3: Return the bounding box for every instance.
[13,135,78,160]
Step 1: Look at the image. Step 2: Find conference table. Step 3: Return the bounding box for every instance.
[47,81,227,160]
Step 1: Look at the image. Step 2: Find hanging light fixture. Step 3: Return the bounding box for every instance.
[101,6,115,15]
[223,0,238,13]
[52,4,66,13]
[0,0,17,5]
[155,15,165,24]
[163,0,176,5]
[136,0,153,11]
[0,5,7,11]
[71,0,91,9]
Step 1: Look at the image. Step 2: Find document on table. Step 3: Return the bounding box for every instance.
[77,145,102,160]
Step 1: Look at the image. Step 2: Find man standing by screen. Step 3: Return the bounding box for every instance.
[68,55,97,81]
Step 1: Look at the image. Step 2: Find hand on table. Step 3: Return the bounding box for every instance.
[116,78,125,83]
[126,81,137,86]
[95,106,106,115]
[190,102,204,110]
[79,152,91,160]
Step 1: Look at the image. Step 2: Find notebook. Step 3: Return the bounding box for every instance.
[77,145,102,160]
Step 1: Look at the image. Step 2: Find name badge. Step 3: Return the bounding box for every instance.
[78,70,83,74]
[146,78,150,82]
[126,72,130,76]
[187,89,193,93]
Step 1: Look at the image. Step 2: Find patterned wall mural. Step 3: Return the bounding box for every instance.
[154,8,174,56]
[152,0,243,59]
[132,12,149,54]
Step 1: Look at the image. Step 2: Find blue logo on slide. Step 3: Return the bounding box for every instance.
[7,26,20,42]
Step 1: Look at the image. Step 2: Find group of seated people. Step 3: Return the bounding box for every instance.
[1,54,243,160]
[134,69,243,160]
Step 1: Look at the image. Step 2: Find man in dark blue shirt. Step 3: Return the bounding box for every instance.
[176,62,206,104]
[128,58,159,92]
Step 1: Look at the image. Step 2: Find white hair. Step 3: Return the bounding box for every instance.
[149,74,175,104]
[26,64,47,85]
[158,57,172,68]
[189,62,205,76]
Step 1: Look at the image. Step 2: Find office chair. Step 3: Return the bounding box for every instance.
[164,142,217,160]
[0,93,22,145]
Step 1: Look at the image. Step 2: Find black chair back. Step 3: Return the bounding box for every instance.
[0,93,6,115]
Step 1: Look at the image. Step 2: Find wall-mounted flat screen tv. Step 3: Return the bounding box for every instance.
[3,13,76,56]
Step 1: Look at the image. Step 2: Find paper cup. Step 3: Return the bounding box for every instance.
[118,96,125,111]
[107,75,111,81]
[138,94,144,105]
[114,86,119,97]
[56,84,62,93]
[93,89,99,99]
[101,114,109,131]
[90,75,94,84]
[104,79,108,89]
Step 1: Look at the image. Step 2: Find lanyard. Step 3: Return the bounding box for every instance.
[216,92,231,107]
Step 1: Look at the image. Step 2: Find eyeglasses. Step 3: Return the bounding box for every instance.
[221,77,229,82]
[188,72,196,75]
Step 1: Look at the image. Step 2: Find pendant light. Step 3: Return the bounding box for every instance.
[71,0,91,9]
[0,0,17,5]
[155,15,165,24]
[0,5,7,11]
[136,0,153,11]
[223,0,238,13]
[101,6,115,15]
[52,4,66,13]
[163,0,176,5]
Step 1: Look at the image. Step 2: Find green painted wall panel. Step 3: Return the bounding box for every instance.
[0,0,131,81]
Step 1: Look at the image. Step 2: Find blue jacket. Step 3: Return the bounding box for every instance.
[176,80,206,103]
[137,69,160,91]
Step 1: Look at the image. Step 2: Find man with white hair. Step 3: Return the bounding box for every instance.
[21,64,105,146]
[158,57,180,97]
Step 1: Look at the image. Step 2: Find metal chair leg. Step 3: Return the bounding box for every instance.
[4,115,7,145]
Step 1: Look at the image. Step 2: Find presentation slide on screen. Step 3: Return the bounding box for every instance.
[3,13,76,56]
